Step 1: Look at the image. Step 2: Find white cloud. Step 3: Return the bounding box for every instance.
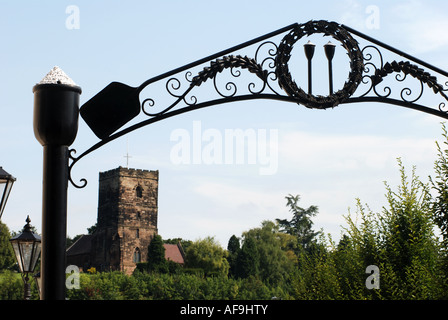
[193,179,284,214]
[156,127,439,245]
[389,1,448,54]
[338,0,365,30]
[278,130,436,174]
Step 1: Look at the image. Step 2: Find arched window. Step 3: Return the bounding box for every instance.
[136,185,143,198]
[133,248,141,263]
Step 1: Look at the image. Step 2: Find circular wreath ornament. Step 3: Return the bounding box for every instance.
[276,20,364,109]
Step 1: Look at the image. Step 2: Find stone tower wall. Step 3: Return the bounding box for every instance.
[91,167,159,274]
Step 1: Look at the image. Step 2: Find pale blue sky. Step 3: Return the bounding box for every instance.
[1,0,448,246]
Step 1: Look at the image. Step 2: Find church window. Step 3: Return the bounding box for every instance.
[136,228,139,238]
[136,185,143,198]
[133,248,141,263]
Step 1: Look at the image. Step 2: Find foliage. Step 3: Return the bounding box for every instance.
[65,271,291,300]
[0,270,40,300]
[429,122,448,289]
[276,194,321,251]
[147,234,168,273]
[235,236,259,279]
[237,221,294,286]
[4,159,448,300]
[430,123,448,244]
[379,160,442,298]
[226,235,240,277]
[0,270,23,300]
[87,267,96,274]
[184,237,229,277]
[5,126,448,300]
[284,159,446,300]
[0,222,15,270]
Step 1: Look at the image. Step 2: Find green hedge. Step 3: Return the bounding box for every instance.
[64,271,289,300]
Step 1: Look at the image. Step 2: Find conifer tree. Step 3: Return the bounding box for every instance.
[276,194,320,251]
[147,234,168,273]
[236,236,259,279]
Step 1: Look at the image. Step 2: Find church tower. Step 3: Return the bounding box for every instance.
[90,167,159,274]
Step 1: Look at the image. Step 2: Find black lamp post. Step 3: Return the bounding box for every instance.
[33,66,81,300]
[10,216,42,300]
[0,167,16,220]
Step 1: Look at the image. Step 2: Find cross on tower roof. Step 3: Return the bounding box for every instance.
[124,138,132,168]
[124,153,132,168]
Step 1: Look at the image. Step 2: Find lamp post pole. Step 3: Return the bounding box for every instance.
[33,67,81,300]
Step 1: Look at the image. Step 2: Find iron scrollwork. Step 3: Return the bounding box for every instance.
[275,20,364,109]
[69,19,448,188]
[141,54,270,118]
[342,24,448,116]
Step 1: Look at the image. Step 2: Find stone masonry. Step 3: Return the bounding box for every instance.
[90,167,159,274]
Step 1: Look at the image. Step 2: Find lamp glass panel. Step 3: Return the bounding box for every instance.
[30,242,41,272]
[11,241,24,273]
[19,242,34,273]
[0,179,12,213]
[0,179,13,215]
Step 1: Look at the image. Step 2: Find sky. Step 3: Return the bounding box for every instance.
[1,0,448,247]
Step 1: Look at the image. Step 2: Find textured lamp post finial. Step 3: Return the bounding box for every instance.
[38,66,77,86]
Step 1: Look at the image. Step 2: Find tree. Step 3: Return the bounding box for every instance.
[339,159,444,299]
[237,221,294,285]
[185,237,229,276]
[430,123,448,248]
[0,222,15,270]
[276,194,321,251]
[67,224,97,248]
[227,235,240,278]
[87,223,97,235]
[430,123,448,292]
[147,234,168,273]
[380,159,442,298]
[235,236,259,279]
[66,234,82,249]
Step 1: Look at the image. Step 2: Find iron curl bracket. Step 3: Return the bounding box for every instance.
[68,19,448,189]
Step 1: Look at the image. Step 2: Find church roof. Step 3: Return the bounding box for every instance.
[67,234,186,265]
[66,234,92,256]
[163,243,185,264]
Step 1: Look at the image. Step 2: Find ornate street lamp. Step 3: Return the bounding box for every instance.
[10,216,42,300]
[33,66,81,300]
[0,167,16,220]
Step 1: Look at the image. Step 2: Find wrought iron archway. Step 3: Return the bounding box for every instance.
[69,20,448,188]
